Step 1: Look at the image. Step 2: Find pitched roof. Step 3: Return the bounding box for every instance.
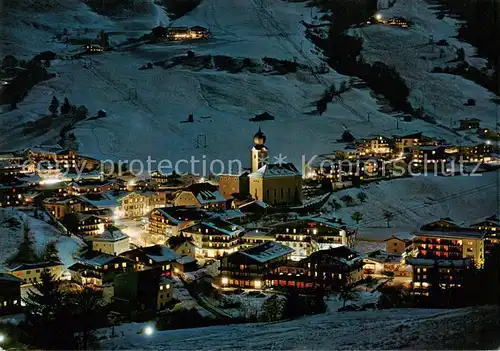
[415,230,486,239]
[385,232,415,242]
[239,242,293,263]
[248,163,301,178]
[123,245,181,263]
[154,206,209,224]
[5,260,63,272]
[182,183,225,204]
[85,228,129,242]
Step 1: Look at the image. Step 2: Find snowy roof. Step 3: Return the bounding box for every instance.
[248,163,301,178]
[176,256,196,265]
[155,206,209,224]
[365,250,402,263]
[240,242,293,263]
[182,183,225,204]
[79,192,119,208]
[470,215,500,227]
[415,231,486,239]
[17,174,42,183]
[43,196,81,205]
[243,228,275,238]
[5,260,63,272]
[239,200,268,210]
[85,229,129,242]
[0,272,22,282]
[385,232,415,242]
[407,258,472,268]
[201,218,245,236]
[123,245,181,263]
[75,254,124,267]
[307,246,362,265]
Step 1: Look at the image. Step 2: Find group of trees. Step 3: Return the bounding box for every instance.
[307,0,414,114]
[7,221,59,264]
[260,289,327,322]
[48,96,88,118]
[20,270,108,349]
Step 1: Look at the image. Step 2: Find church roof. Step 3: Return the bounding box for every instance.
[248,163,301,178]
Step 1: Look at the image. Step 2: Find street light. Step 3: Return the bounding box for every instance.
[0,333,6,343]
[143,325,155,336]
[375,13,383,21]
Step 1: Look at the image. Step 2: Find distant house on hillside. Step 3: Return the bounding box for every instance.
[459,118,480,130]
[174,182,227,209]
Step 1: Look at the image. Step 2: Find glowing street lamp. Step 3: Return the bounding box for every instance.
[143,325,155,336]
[375,13,383,21]
[0,333,6,343]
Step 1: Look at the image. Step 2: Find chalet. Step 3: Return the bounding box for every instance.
[120,244,180,275]
[393,132,441,154]
[174,182,227,210]
[0,273,22,315]
[73,210,113,236]
[171,240,199,258]
[238,200,268,216]
[407,258,473,294]
[116,191,155,218]
[43,196,85,219]
[0,181,31,207]
[173,256,198,274]
[241,228,275,249]
[68,179,117,195]
[219,241,293,289]
[459,118,480,130]
[356,135,393,157]
[470,215,500,233]
[411,230,486,267]
[267,246,364,291]
[363,250,409,276]
[181,218,245,258]
[85,228,130,256]
[411,146,447,165]
[384,232,415,254]
[148,206,209,237]
[0,160,23,176]
[270,218,355,261]
[458,143,494,162]
[68,253,133,286]
[4,261,65,286]
[334,144,358,160]
[302,246,364,289]
[420,218,460,231]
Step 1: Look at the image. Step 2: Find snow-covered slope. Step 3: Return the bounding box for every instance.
[323,171,500,236]
[354,0,498,129]
[100,306,500,350]
[0,208,83,268]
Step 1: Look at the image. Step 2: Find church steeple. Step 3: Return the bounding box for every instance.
[251,127,268,172]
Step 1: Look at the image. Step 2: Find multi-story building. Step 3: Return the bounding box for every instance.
[411,146,447,166]
[4,261,65,286]
[0,273,22,315]
[241,228,275,249]
[68,179,117,195]
[85,228,130,256]
[116,191,162,218]
[120,245,180,276]
[219,241,293,289]
[271,218,355,261]
[218,171,250,199]
[266,246,364,291]
[357,135,393,157]
[393,132,442,154]
[174,183,227,210]
[459,118,480,130]
[74,210,113,236]
[458,143,494,162]
[411,231,486,267]
[407,258,473,294]
[363,250,409,276]
[181,218,245,258]
[148,206,209,237]
[27,147,100,172]
[43,196,86,219]
[384,232,415,254]
[68,254,133,286]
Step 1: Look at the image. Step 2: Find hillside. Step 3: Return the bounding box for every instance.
[100,305,500,350]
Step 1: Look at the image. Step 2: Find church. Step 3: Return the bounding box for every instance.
[248,128,302,206]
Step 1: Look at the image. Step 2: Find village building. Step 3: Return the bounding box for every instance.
[334,144,358,160]
[181,218,245,258]
[241,228,275,249]
[356,135,393,157]
[411,145,447,166]
[0,273,22,315]
[420,218,461,231]
[470,215,500,234]
[85,228,130,256]
[166,26,208,41]
[43,196,86,220]
[172,256,198,274]
[238,200,269,217]
[218,171,250,199]
[120,244,180,276]
[459,118,481,130]
[84,43,104,53]
[27,148,100,172]
[393,132,442,154]
[270,218,355,261]
[0,181,31,207]
[73,210,113,236]
[174,182,227,210]
[458,143,494,162]
[363,250,410,276]
[171,240,199,259]
[68,178,117,195]
[219,241,293,289]
[384,232,415,254]
[411,230,486,267]
[407,258,473,294]
[4,261,65,286]
[266,246,364,291]
[148,205,209,237]
[68,253,133,287]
